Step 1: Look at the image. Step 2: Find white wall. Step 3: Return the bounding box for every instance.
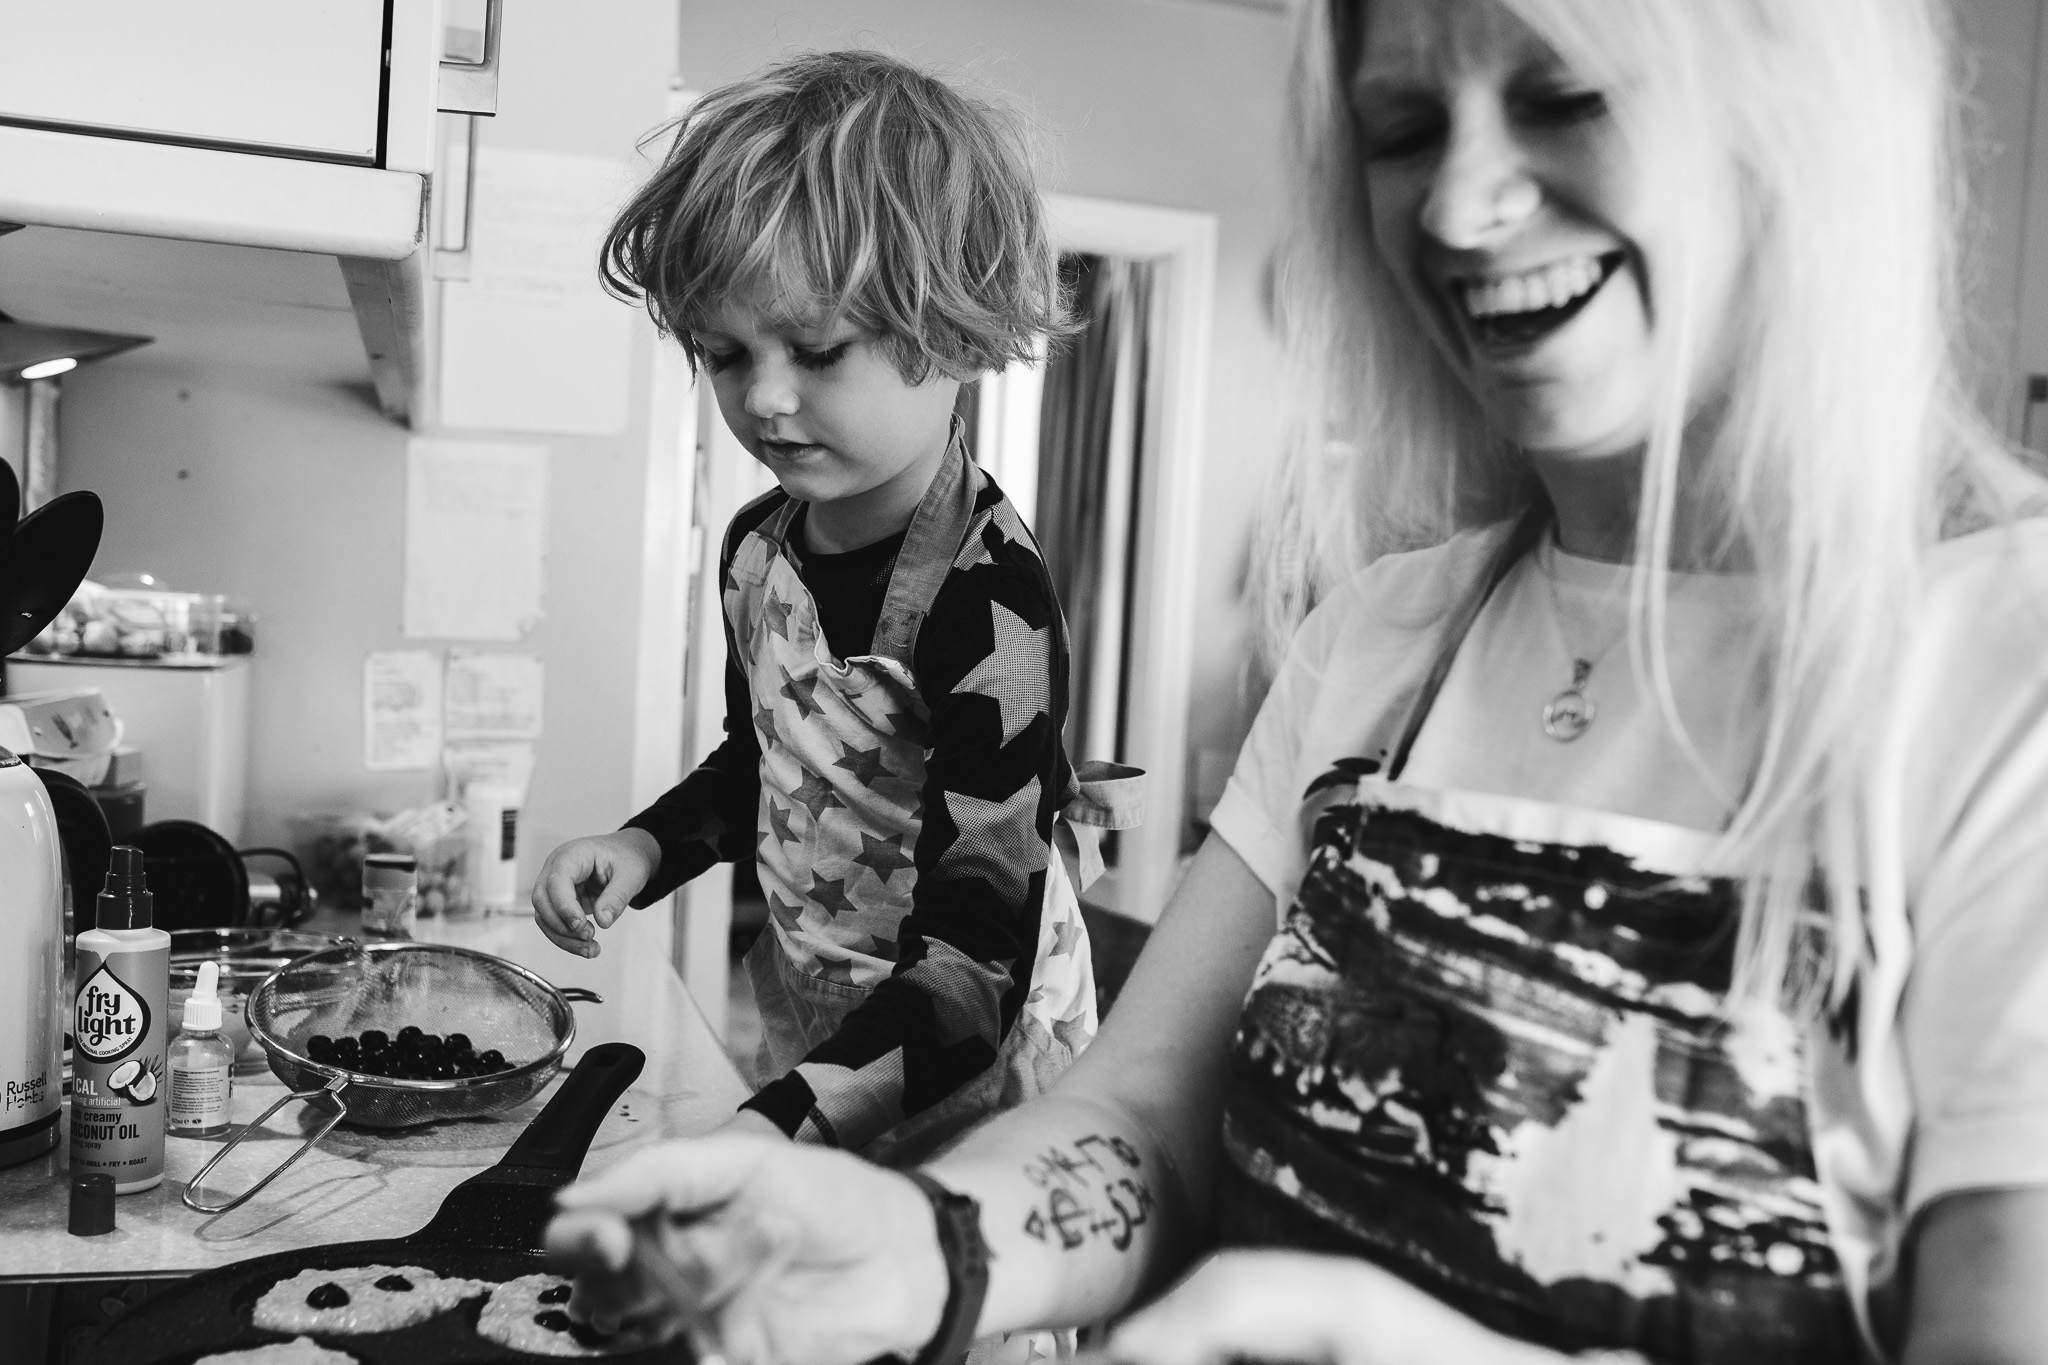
[49,1,682,872]
[1954,0,2043,439]
[672,0,1296,817]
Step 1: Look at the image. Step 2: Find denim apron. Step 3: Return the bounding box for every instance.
[727,436,1144,1163]
[1217,513,1861,1361]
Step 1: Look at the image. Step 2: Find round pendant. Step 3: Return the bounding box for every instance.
[1543,687,1595,742]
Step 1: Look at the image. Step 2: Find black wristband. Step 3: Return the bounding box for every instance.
[903,1170,991,1365]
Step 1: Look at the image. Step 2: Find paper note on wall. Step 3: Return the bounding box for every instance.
[365,650,444,770]
[445,650,544,741]
[403,437,549,640]
[443,739,536,800]
[438,146,638,435]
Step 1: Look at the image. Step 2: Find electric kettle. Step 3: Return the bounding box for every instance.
[0,460,110,1169]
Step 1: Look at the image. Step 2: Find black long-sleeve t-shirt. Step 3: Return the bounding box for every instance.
[623,485,1073,1147]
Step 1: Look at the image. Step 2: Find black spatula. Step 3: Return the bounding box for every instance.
[0,459,22,570]
[0,488,101,656]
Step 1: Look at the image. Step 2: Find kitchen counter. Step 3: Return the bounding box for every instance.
[0,908,746,1282]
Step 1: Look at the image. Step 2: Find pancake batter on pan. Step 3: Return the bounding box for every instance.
[194,1340,359,1365]
[250,1264,489,1337]
[474,1273,633,1358]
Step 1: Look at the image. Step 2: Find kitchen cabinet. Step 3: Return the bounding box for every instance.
[0,2,390,166]
[0,0,501,423]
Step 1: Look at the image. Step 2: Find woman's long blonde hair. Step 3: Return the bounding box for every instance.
[1255,0,2042,1015]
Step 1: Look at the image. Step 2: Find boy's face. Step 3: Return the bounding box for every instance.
[692,283,962,547]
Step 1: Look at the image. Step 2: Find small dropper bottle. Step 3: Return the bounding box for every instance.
[168,961,234,1137]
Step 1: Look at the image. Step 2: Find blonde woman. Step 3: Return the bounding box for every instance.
[542,1,2048,1361]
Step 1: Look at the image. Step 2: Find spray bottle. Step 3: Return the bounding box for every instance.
[71,846,168,1192]
[168,961,234,1138]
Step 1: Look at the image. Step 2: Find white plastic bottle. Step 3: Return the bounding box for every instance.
[168,961,234,1138]
[71,845,169,1193]
[463,781,522,915]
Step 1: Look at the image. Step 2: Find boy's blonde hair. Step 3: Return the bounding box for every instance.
[1258,0,2046,1017]
[602,49,1068,382]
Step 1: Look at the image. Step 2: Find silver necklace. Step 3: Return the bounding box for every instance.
[1539,546,1629,743]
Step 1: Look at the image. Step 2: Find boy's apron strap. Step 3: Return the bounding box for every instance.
[870,416,982,669]
[1384,502,1553,783]
[1054,759,1146,891]
[754,494,808,558]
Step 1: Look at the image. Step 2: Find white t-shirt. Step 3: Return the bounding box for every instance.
[1211,517,2048,1340]
[1403,531,1765,829]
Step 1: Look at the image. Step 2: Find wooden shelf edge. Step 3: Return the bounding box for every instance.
[340,252,431,424]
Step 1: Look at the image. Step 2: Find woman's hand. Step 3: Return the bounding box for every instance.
[1106,1250,1569,1365]
[542,1134,947,1365]
[530,829,661,957]
[708,1108,790,1141]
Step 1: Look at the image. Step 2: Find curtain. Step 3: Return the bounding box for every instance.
[1034,253,1151,767]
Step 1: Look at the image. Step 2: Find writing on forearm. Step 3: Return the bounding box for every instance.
[1019,1133,1155,1253]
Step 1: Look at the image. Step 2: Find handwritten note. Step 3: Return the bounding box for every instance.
[438,146,638,434]
[444,650,544,741]
[403,437,549,641]
[364,650,443,771]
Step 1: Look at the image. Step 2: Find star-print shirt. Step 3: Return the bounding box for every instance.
[623,483,1075,1147]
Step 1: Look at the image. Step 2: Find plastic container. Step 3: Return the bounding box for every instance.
[167,960,234,1137]
[462,781,521,916]
[71,846,169,1193]
[360,853,417,939]
[379,802,471,919]
[292,805,469,917]
[289,811,378,910]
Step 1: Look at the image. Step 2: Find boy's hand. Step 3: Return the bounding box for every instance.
[531,829,662,958]
[544,1136,947,1365]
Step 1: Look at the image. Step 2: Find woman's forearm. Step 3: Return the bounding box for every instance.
[926,1090,1195,1335]
[927,835,1281,1336]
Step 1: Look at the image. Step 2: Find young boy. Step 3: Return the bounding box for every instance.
[533,50,1135,1162]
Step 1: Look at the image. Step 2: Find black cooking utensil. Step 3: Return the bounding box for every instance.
[33,766,111,928]
[0,489,102,656]
[0,458,22,569]
[131,819,253,932]
[84,1042,680,1364]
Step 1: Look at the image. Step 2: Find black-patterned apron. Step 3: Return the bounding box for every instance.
[726,435,1142,1162]
[1218,515,1861,1361]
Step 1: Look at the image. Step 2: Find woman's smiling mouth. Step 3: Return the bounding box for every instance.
[1453,252,1626,350]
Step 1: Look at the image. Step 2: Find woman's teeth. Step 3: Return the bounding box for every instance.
[1460,257,1610,320]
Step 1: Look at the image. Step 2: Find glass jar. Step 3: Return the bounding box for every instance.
[360,853,418,939]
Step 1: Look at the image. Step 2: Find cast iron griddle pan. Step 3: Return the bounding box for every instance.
[86,1041,687,1364]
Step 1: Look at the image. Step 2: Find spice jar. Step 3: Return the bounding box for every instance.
[360,853,417,939]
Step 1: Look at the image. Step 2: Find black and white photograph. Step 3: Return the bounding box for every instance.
[3,2,2048,1362]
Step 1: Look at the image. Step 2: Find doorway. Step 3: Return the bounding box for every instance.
[969,195,1216,928]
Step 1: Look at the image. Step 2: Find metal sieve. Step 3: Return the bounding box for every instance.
[182,940,600,1214]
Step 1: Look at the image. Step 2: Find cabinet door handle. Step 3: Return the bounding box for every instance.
[438,0,502,117]
[435,112,479,278]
